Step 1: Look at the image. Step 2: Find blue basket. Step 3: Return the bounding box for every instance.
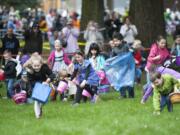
[32,82,52,103]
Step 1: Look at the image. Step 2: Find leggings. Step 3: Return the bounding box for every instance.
[75,84,98,103]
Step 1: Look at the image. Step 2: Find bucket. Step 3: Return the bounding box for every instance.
[82,89,91,98]
[57,81,68,94]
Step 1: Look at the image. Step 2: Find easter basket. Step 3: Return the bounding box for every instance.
[169,92,180,104]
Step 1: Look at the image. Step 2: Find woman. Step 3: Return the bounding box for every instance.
[120,17,138,45]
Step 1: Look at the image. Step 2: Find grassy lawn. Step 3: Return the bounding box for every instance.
[0,82,180,135]
[0,36,179,135]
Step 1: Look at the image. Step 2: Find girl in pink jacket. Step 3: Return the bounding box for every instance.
[146,36,170,72]
[48,40,71,73]
[144,36,170,93]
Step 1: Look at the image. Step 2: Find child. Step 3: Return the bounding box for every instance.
[48,40,71,73]
[132,40,143,83]
[87,43,109,93]
[88,43,105,71]
[71,51,99,105]
[150,72,180,115]
[13,71,32,103]
[145,35,170,84]
[19,48,31,66]
[108,32,135,98]
[141,66,180,104]
[57,69,69,101]
[23,52,42,73]
[171,35,180,56]
[25,54,54,118]
[14,71,32,103]
[109,32,130,57]
[2,50,17,98]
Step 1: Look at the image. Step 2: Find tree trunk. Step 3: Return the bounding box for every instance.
[80,0,104,41]
[129,0,166,48]
[107,0,113,10]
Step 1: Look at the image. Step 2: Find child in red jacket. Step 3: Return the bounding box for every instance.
[132,40,143,83]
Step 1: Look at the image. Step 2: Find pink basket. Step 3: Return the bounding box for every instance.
[57,81,68,93]
[82,89,91,98]
[12,91,27,104]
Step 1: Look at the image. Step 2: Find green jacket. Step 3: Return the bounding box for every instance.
[153,74,179,112]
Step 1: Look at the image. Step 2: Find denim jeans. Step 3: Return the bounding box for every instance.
[135,68,142,79]
[160,94,173,112]
[120,86,134,98]
[5,79,15,98]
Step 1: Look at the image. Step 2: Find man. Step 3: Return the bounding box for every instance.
[1,28,20,55]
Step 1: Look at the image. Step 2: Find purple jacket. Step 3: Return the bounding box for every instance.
[47,49,71,69]
[73,60,100,86]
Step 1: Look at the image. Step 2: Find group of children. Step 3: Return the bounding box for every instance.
[0,33,179,118]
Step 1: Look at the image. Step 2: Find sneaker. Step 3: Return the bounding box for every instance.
[91,95,99,103]
[62,98,68,102]
[72,102,79,107]
[36,115,41,119]
[118,96,126,99]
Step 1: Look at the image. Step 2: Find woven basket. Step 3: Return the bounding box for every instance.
[169,92,180,104]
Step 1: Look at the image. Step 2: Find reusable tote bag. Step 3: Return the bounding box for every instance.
[32,82,52,103]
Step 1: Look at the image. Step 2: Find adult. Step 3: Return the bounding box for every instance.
[104,11,122,40]
[173,24,180,39]
[84,21,104,55]
[1,28,20,55]
[46,9,56,31]
[23,23,43,54]
[61,19,80,57]
[120,17,138,45]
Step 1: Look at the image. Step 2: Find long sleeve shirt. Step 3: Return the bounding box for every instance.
[120,24,138,44]
[153,74,179,112]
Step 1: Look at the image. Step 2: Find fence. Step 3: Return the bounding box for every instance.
[0,29,24,40]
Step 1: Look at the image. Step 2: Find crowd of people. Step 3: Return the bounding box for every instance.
[0,6,180,119]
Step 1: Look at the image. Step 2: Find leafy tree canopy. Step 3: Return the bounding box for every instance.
[1,0,40,11]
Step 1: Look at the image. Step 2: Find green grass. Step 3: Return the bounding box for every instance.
[0,82,180,135]
[0,36,179,135]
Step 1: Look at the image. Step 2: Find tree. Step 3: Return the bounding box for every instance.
[164,0,180,11]
[80,0,104,40]
[1,0,40,11]
[129,0,166,48]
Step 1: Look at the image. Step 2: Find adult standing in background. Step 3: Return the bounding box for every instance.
[1,28,19,55]
[120,17,138,45]
[84,21,104,55]
[104,11,122,40]
[61,19,80,58]
[23,23,43,54]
